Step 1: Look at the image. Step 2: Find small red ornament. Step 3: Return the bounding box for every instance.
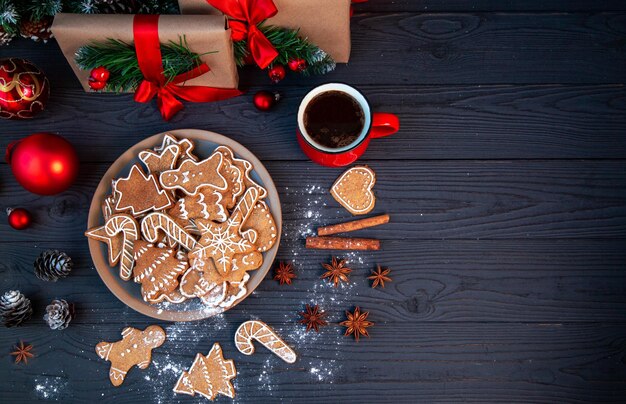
[5,133,79,195]
[90,66,110,82]
[8,208,32,230]
[253,91,280,111]
[287,58,307,72]
[0,58,50,120]
[268,65,286,83]
[88,79,107,91]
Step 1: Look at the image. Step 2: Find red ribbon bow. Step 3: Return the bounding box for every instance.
[206,0,279,69]
[133,15,242,121]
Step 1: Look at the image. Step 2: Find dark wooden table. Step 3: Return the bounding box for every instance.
[2,1,626,402]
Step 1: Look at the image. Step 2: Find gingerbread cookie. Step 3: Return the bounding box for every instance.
[160,153,227,195]
[95,325,166,386]
[167,188,228,225]
[212,148,244,209]
[240,201,277,253]
[141,212,198,252]
[114,164,173,216]
[102,192,118,221]
[219,272,250,309]
[330,165,376,215]
[234,320,297,364]
[86,214,139,281]
[155,134,198,162]
[214,146,267,199]
[133,240,189,303]
[139,144,180,174]
[174,343,236,401]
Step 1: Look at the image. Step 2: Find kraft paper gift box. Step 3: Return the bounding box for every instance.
[178,0,352,63]
[52,13,239,93]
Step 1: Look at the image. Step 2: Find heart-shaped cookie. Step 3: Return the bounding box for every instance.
[330,166,376,215]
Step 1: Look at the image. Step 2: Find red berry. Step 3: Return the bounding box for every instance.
[90,66,110,82]
[268,65,286,83]
[287,58,307,72]
[253,90,280,111]
[8,208,32,230]
[88,79,106,91]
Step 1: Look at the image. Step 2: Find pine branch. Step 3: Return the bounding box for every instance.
[0,0,19,33]
[24,0,62,22]
[75,36,207,92]
[234,24,335,76]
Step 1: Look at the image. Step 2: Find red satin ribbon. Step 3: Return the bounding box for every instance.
[206,0,279,69]
[133,15,242,121]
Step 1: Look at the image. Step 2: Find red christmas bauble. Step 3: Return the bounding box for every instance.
[253,91,280,111]
[88,79,106,91]
[8,208,32,230]
[90,66,110,82]
[5,133,79,195]
[288,58,307,72]
[268,65,286,83]
[0,58,50,120]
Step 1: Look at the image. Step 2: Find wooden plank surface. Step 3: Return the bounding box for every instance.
[1,2,625,403]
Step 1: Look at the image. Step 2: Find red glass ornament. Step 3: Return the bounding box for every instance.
[5,133,79,195]
[8,208,32,230]
[88,79,106,91]
[253,91,280,111]
[268,65,286,83]
[90,66,110,82]
[288,58,307,72]
[0,58,50,120]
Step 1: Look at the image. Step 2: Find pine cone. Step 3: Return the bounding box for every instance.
[19,17,54,43]
[44,299,74,330]
[0,290,33,327]
[34,250,74,282]
[0,27,15,46]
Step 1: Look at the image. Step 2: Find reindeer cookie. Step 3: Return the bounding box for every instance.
[95,325,166,386]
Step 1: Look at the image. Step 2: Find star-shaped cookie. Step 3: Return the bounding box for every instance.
[85,224,123,266]
[155,134,197,162]
[192,211,255,274]
[139,144,180,174]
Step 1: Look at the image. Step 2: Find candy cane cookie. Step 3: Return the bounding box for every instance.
[104,214,139,281]
[234,320,297,363]
[141,212,197,252]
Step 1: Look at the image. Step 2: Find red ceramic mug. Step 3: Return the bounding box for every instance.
[297,83,399,167]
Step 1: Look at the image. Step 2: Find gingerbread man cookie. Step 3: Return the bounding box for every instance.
[95,325,166,386]
[330,165,376,215]
[160,153,227,195]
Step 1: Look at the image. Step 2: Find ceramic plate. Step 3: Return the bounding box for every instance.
[86,129,281,321]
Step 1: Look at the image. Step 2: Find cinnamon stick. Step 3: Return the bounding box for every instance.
[317,214,390,236]
[305,236,380,251]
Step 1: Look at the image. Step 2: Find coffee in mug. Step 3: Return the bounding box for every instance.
[303,91,365,150]
[297,83,400,167]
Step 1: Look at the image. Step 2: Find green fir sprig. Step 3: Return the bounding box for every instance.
[0,0,19,34]
[234,24,335,76]
[75,36,209,92]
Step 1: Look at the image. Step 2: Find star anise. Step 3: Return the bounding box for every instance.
[10,341,34,364]
[321,257,351,287]
[274,261,296,285]
[368,265,392,288]
[299,304,329,332]
[340,307,373,342]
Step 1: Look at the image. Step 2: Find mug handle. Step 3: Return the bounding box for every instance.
[370,112,400,138]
